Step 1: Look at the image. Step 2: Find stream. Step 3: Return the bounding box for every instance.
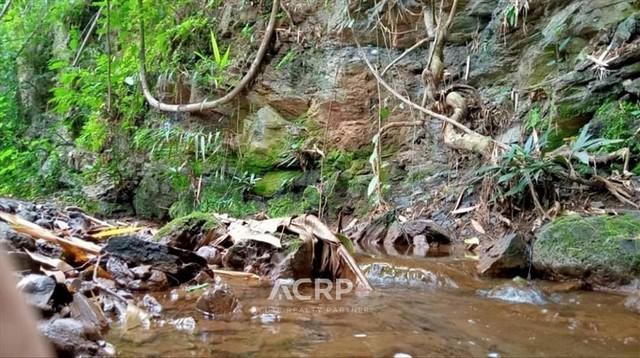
[107,248,640,357]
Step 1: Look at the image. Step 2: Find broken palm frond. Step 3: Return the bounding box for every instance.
[289,215,372,290]
[138,0,279,112]
[0,212,101,257]
[90,226,142,239]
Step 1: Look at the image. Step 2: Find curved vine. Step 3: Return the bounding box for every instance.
[138,0,280,112]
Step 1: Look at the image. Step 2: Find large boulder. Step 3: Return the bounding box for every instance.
[533,214,640,286]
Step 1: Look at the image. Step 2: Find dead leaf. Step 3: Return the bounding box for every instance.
[41,267,66,283]
[227,222,282,248]
[470,219,485,234]
[91,226,142,239]
[25,250,74,272]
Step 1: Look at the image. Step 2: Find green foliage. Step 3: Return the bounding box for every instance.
[596,101,640,155]
[267,194,304,217]
[194,30,232,87]
[525,106,550,132]
[276,49,297,70]
[479,133,560,202]
[568,123,623,165]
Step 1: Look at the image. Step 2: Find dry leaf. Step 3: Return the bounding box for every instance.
[470,219,485,234]
[91,226,142,239]
[25,250,74,272]
[228,222,281,248]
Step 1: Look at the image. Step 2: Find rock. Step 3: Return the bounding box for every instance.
[478,233,529,277]
[195,283,239,317]
[533,214,640,286]
[17,274,73,313]
[155,212,220,251]
[38,318,102,357]
[272,236,313,280]
[141,294,163,316]
[133,165,178,220]
[69,293,109,332]
[196,246,220,265]
[242,105,292,170]
[103,236,207,285]
[0,221,36,251]
[624,293,640,314]
[480,283,547,305]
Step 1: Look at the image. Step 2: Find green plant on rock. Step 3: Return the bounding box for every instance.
[194,30,232,88]
[596,101,640,156]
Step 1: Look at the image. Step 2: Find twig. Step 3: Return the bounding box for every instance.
[381,36,432,76]
[72,8,102,67]
[138,0,280,112]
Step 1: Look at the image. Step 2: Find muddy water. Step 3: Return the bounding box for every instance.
[108,250,640,357]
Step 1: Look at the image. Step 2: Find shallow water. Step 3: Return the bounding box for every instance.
[108,250,640,357]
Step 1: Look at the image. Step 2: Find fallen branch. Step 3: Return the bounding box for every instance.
[0,212,101,256]
[138,0,279,112]
[381,36,432,76]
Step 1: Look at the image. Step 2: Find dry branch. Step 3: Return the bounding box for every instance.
[138,0,280,112]
[381,36,433,76]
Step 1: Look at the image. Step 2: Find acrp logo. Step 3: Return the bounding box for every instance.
[268,279,354,301]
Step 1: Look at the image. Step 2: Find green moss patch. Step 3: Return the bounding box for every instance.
[253,170,302,197]
[155,211,218,240]
[533,214,640,285]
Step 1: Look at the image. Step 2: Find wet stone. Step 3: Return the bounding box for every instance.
[624,293,640,314]
[195,283,240,317]
[480,283,547,305]
[38,318,102,357]
[17,274,73,313]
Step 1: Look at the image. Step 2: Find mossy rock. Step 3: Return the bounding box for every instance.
[533,214,640,286]
[155,212,219,251]
[133,167,177,221]
[253,171,302,197]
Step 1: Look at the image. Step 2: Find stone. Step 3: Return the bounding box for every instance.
[17,274,73,313]
[478,233,529,277]
[195,283,239,317]
[155,212,220,251]
[624,292,640,314]
[242,105,292,170]
[480,282,547,305]
[0,221,35,251]
[133,165,178,221]
[533,214,640,286]
[196,246,220,265]
[103,236,207,285]
[38,318,102,357]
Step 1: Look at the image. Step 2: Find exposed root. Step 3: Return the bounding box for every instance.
[137,0,280,113]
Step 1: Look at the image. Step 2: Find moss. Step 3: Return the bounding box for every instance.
[155,211,218,240]
[267,193,304,217]
[534,214,640,284]
[197,180,259,218]
[253,170,302,197]
[594,100,640,155]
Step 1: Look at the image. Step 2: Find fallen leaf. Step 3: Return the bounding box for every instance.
[25,250,74,272]
[228,222,282,248]
[91,226,142,239]
[470,219,486,234]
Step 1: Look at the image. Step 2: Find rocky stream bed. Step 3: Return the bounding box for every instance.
[1,197,639,357]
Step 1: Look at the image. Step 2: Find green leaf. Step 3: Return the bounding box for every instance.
[497,172,516,184]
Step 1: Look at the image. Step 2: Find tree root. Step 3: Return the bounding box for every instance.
[137,0,280,113]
